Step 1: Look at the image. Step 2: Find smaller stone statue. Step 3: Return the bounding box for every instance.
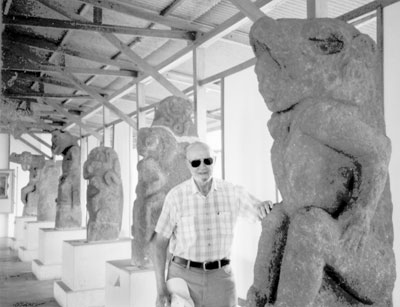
[51,130,82,229]
[36,160,60,221]
[83,147,123,242]
[131,96,198,267]
[10,152,45,217]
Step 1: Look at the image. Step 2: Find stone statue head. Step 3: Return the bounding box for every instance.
[152,96,197,137]
[250,17,378,113]
[83,147,121,182]
[10,151,45,171]
[51,130,78,156]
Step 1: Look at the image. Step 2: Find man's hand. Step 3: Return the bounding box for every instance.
[257,200,274,219]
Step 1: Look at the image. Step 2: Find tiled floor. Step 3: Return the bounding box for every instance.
[0,238,60,307]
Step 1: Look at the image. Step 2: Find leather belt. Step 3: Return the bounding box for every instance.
[172,256,230,271]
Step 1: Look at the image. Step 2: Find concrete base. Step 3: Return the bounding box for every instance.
[12,216,36,250]
[54,280,104,307]
[32,259,61,280]
[53,238,131,307]
[32,227,86,280]
[17,221,55,262]
[105,259,156,307]
[18,246,38,262]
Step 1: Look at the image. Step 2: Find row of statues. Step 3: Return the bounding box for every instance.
[11,96,196,252]
[10,12,396,306]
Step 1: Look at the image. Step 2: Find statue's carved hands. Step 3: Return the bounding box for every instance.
[340,212,370,252]
[156,289,171,307]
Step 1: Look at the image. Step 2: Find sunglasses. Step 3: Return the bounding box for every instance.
[189,157,214,168]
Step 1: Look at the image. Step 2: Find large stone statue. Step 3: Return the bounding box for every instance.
[51,130,82,229]
[10,152,44,216]
[131,96,197,267]
[247,16,395,306]
[83,147,123,242]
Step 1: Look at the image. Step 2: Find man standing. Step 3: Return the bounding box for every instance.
[151,141,273,307]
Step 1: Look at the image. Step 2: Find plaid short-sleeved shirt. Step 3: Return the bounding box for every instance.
[155,178,261,262]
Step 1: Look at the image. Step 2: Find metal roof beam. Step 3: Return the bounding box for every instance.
[4,15,197,40]
[5,35,140,71]
[3,65,137,77]
[76,0,202,31]
[60,69,137,129]
[40,99,103,141]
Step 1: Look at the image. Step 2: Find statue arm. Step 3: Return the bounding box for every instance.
[297,100,391,251]
[21,185,34,205]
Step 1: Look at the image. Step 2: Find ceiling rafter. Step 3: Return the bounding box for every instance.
[65,0,283,131]
[59,69,137,128]
[40,0,191,132]
[4,93,93,100]
[39,0,188,116]
[4,15,197,40]
[27,132,52,150]
[39,98,103,141]
[76,0,203,31]
[3,63,137,77]
[103,33,188,99]
[16,74,110,95]
[15,135,52,159]
[228,0,266,22]
[5,34,140,70]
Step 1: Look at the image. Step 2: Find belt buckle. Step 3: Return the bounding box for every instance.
[203,260,221,271]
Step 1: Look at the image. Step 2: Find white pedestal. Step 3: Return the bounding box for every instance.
[105,259,156,307]
[12,216,36,250]
[18,220,55,262]
[53,238,131,307]
[32,227,86,280]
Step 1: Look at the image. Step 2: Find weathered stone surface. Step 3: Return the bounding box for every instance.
[51,130,82,229]
[83,146,123,242]
[10,152,45,217]
[131,96,197,267]
[247,17,395,306]
[36,160,60,221]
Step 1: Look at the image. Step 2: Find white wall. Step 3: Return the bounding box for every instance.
[384,2,400,304]
[113,122,137,238]
[224,67,275,299]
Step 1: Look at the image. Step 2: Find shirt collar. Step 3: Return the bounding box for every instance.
[190,177,218,195]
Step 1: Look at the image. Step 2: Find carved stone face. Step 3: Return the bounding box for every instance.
[51,130,78,155]
[250,17,377,113]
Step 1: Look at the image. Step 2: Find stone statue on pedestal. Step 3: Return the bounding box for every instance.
[83,146,123,242]
[51,130,82,229]
[36,160,60,221]
[10,152,44,217]
[247,16,395,306]
[131,96,197,267]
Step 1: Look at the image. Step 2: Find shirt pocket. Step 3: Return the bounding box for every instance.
[217,211,234,235]
[177,215,196,246]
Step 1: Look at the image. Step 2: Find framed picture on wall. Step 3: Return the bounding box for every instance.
[0,172,11,199]
[0,169,15,213]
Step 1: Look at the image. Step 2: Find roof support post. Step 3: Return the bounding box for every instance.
[307,0,329,18]
[193,47,207,141]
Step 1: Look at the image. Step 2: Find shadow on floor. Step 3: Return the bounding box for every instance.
[0,238,60,307]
